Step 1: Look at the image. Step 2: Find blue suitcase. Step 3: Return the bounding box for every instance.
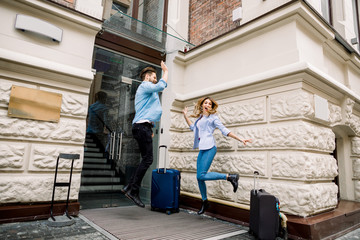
[151,145,180,215]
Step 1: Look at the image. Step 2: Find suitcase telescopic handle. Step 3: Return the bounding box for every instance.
[158,145,167,174]
[253,171,259,190]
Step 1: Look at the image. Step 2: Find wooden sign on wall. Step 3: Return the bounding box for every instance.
[8,85,62,122]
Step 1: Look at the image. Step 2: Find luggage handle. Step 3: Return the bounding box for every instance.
[253,171,259,191]
[158,145,167,174]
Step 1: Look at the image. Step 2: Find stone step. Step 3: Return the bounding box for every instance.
[81,176,121,184]
[84,142,97,148]
[84,152,104,157]
[83,157,107,164]
[79,185,122,193]
[85,137,94,142]
[83,163,111,170]
[81,169,116,176]
[84,147,100,152]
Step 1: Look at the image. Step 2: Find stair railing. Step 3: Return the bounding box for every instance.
[108,129,124,175]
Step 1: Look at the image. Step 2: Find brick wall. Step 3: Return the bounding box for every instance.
[189,0,241,46]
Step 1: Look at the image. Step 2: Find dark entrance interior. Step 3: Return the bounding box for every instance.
[79,47,163,209]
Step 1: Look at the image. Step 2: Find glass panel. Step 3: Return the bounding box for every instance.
[137,0,165,31]
[79,47,162,209]
[112,1,128,14]
[103,4,194,52]
[352,0,360,51]
[321,0,331,23]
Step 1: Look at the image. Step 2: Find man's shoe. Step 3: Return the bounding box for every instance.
[125,192,145,208]
[121,184,130,194]
[227,174,239,193]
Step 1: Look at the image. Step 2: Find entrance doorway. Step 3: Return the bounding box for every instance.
[79,47,162,209]
[332,139,340,200]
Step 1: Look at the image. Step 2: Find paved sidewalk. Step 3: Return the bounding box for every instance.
[0,215,109,240]
[0,207,359,240]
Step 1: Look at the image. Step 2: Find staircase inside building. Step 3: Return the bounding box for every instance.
[79,134,124,208]
[80,134,122,193]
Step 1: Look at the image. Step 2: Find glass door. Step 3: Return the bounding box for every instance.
[79,47,161,209]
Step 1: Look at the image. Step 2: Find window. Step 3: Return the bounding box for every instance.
[112,1,129,14]
[321,0,360,52]
[321,0,332,24]
[352,0,360,51]
[131,0,167,31]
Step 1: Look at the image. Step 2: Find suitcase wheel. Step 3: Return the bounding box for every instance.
[166,210,171,215]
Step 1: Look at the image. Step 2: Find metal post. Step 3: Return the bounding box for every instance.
[50,155,61,221]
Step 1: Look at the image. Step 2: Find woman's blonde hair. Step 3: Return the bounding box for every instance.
[190,96,218,118]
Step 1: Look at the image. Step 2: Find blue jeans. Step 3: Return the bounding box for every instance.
[197,146,227,200]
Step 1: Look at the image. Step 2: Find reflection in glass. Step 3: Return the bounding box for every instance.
[104,4,194,53]
[80,47,162,208]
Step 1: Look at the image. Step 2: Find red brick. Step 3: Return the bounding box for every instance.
[189,0,242,46]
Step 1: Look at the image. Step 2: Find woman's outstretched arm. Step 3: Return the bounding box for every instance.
[183,107,193,127]
[227,132,252,145]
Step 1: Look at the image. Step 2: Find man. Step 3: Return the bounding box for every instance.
[86,91,109,153]
[123,60,168,207]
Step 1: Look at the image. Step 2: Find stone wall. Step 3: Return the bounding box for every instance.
[168,87,358,217]
[0,0,101,205]
[352,137,360,200]
[0,81,88,203]
[164,0,360,217]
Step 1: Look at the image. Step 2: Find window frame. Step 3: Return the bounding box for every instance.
[353,0,360,51]
[321,0,333,25]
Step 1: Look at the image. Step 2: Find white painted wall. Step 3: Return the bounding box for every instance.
[243,0,359,54]
[163,0,360,217]
[241,0,292,25]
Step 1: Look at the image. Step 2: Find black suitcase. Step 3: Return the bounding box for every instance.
[249,171,280,240]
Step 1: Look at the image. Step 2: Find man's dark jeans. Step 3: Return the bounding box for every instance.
[129,122,153,193]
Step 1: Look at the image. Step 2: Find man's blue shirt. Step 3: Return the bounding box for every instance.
[132,79,167,125]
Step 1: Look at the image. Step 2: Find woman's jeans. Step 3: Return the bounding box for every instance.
[197,146,226,200]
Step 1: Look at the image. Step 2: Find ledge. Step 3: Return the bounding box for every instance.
[174,61,360,110]
[180,194,360,240]
[0,201,80,224]
[15,0,102,31]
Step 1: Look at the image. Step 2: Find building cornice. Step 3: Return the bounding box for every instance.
[13,0,102,31]
[174,0,360,108]
[0,48,93,92]
[176,1,359,69]
[174,61,360,108]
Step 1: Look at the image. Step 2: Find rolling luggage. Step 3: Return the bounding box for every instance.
[151,145,180,215]
[249,171,280,240]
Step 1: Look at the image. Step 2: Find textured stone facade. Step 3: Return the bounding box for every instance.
[0,82,87,203]
[168,88,360,216]
[352,137,360,200]
[0,0,101,205]
[163,0,360,218]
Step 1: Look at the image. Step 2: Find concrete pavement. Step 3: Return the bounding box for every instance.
[0,207,359,240]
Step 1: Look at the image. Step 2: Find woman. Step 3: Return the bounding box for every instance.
[183,96,251,215]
